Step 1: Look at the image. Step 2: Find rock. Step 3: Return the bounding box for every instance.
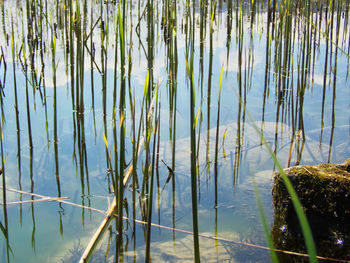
[271,159,350,261]
[272,158,350,225]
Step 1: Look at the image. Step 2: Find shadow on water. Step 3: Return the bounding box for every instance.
[0,0,349,262]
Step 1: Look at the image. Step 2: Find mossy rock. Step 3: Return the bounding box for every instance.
[271,159,350,261]
[272,159,350,229]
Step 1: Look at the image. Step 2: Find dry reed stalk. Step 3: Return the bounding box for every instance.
[3,197,69,205]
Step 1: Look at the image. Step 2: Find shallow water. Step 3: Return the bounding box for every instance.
[0,0,349,262]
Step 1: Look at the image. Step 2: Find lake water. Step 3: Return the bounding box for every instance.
[0,0,349,262]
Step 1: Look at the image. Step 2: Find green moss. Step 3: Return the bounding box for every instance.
[271,159,350,261]
[272,159,350,223]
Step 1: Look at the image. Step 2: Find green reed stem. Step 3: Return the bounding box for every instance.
[116,3,126,259]
[0,48,5,123]
[145,81,159,263]
[0,122,10,262]
[112,4,119,198]
[253,179,279,262]
[214,66,223,177]
[51,31,61,198]
[22,44,33,152]
[186,48,200,263]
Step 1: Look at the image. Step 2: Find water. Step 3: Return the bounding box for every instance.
[0,0,349,262]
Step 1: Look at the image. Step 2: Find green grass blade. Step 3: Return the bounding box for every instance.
[253,179,279,262]
[234,90,317,263]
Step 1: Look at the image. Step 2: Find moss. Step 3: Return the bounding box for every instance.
[271,159,350,261]
[272,159,350,224]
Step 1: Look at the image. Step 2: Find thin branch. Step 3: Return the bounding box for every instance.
[3,197,69,205]
[0,186,347,262]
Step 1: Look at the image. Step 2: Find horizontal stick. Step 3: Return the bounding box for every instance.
[2,196,69,205]
[0,186,347,262]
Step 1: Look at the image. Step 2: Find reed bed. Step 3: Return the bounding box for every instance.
[0,0,349,262]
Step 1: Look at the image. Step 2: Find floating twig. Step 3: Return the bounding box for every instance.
[0,185,347,262]
[3,197,69,205]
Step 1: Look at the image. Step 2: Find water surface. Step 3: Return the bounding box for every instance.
[0,0,349,262]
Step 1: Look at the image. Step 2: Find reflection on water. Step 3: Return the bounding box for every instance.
[0,0,349,262]
[272,210,350,262]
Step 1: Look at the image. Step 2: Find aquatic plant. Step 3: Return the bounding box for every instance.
[0,0,349,262]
